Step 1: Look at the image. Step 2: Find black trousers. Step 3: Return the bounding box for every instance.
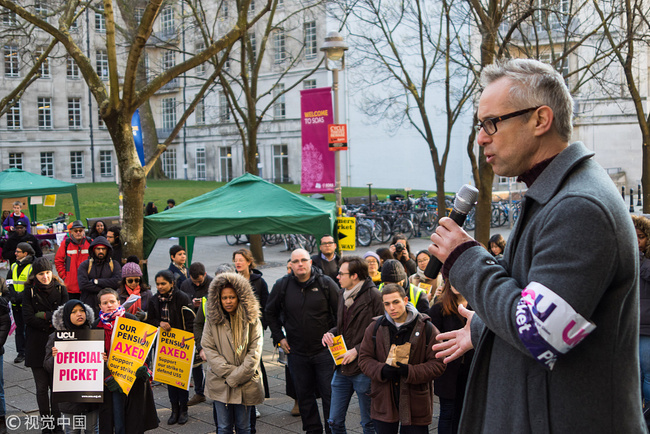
[31,367,59,418]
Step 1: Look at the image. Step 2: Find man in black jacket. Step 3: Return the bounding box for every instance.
[266,249,340,434]
[311,235,340,284]
[1,221,42,265]
[77,236,121,315]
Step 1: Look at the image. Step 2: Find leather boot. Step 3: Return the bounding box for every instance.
[177,403,189,425]
[167,403,179,425]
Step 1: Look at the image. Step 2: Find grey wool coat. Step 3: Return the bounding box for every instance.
[201,272,264,406]
[450,143,646,433]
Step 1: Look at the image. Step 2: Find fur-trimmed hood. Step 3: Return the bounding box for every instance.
[207,272,260,326]
[52,301,95,331]
[632,214,650,257]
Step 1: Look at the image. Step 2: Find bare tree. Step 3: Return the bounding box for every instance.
[338,0,476,220]
[0,0,271,257]
[593,0,650,212]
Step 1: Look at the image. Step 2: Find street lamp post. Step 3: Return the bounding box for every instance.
[320,31,348,212]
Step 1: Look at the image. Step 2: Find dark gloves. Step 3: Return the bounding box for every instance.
[136,365,151,381]
[105,375,122,393]
[135,309,147,321]
[396,362,409,377]
[381,364,401,381]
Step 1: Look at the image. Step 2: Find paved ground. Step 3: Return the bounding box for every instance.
[3,226,513,433]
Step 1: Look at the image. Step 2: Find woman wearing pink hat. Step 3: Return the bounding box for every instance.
[117,260,152,321]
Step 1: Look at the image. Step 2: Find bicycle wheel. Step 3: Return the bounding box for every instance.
[226,234,241,246]
[373,220,392,243]
[464,209,476,230]
[357,224,372,247]
[421,212,439,235]
[491,207,507,228]
[394,218,414,239]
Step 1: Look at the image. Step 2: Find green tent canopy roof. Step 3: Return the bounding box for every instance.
[0,168,81,220]
[143,173,336,258]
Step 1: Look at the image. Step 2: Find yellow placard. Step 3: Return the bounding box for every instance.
[328,335,348,365]
[153,328,195,390]
[44,195,56,207]
[337,217,356,251]
[107,317,159,395]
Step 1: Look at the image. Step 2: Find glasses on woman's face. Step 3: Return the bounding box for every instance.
[126,278,140,284]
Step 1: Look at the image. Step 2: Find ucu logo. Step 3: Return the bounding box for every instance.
[56,331,76,340]
[521,288,557,321]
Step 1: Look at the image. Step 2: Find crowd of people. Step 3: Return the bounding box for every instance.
[0,58,648,433]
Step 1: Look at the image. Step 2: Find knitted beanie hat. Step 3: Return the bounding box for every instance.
[32,257,52,275]
[16,242,35,256]
[121,262,143,278]
[381,259,407,283]
[363,251,380,262]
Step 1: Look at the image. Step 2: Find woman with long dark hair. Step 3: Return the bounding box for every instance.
[427,281,474,434]
[23,257,69,432]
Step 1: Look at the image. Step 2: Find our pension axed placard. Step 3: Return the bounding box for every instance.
[108,317,158,395]
[152,328,195,390]
[53,329,105,402]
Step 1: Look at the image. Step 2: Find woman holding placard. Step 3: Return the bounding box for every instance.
[202,272,264,434]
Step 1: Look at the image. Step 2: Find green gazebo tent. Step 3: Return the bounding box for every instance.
[0,168,81,222]
[143,173,336,259]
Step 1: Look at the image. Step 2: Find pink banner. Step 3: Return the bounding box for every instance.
[300,87,335,193]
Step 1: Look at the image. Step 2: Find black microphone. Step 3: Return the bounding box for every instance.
[424,184,479,279]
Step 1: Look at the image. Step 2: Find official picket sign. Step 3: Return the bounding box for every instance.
[107,317,158,395]
[53,329,105,402]
[337,216,356,251]
[153,328,195,390]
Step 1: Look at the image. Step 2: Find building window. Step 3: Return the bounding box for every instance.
[273,84,285,119]
[249,0,255,13]
[223,0,228,18]
[38,97,52,129]
[273,145,289,183]
[97,108,105,129]
[196,147,206,180]
[40,152,54,177]
[4,46,19,77]
[535,0,569,32]
[96,50,108,80]
[9,153,23,169]
[304,21,317,60]
[35,0,48,22]
[70,151,84,178]
[219,91,230,122]
[161,6,174,35]
[100,150,113,177]
[95,3,105,32]
[162,98,176,130]
[68,98,82,129]
[195,98,205,125]
[135,8,144,24]
[162,50,175,72]
[6,100,21,129]
[274,29,286,63]
[195,43,205,75]
[67,56,80,79]
[249,32,256,59]
[161,149,177,179]
[2,11,18,26]
[70,17,78,31]
[219,147,233,182]
[35,47,50,78]
[303,79,316,89]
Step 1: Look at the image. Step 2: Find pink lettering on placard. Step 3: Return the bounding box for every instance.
[521,288,536,305]
[562,320,589,347]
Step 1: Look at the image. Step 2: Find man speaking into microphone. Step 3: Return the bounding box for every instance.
[429,59,645,433]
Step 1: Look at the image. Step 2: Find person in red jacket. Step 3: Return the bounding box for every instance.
[54,220,91,300]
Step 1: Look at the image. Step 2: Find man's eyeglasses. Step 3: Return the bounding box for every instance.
[321,242,336,245]
[475,106,540,136]
[126,278,140,284]
[290,258,310,264]
[15,250,23,254]
[338,272,350,276]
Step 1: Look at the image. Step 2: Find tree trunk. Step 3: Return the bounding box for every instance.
[106,114,147,259]
[246,119,265,264]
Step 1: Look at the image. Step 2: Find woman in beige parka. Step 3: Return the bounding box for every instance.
[202,272,264,433]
